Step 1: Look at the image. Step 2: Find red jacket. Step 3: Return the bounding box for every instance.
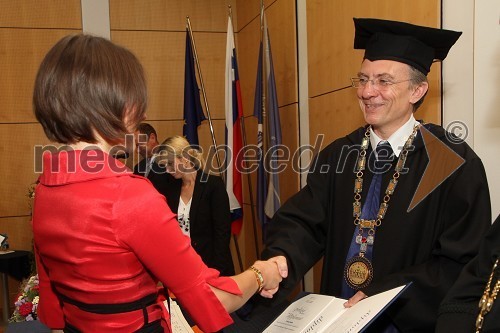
[33,149,239,332]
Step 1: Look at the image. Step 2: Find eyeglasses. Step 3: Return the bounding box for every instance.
[351,77,412,90]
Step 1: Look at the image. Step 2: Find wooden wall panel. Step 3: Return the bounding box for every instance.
[197,119,226,171]
[112,31,227,172]
[266,0,298,107]
[234,0,273,32]
[110,0,236,32]
[309,88,365,145]
[307,0,440,96]
[419,66,441,125]
[235,17,261,118]
[144,120,185,145]
[239,202,262,271]
[0,124,51,217]
[0,216,33,251]
[236,0,297,117]
[0,29,80,123]
[306,0,442,160]
[278,104,300,203]
[188,32,227,120]
[111,30,185,120]
[0,0,81,29]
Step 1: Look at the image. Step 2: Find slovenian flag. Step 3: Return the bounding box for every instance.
[225,16,244,235]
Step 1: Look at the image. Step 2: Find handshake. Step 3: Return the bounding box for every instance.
[216,256,288,314]
[248,256,288,298]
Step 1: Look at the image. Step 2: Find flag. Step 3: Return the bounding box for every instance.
[254,41,268,231]
[225,16,244,235]
[183,29,206,145]
[254,11,282,239]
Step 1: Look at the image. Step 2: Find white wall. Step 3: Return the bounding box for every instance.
[474,0,500,220]
[81,0,110,39]
[443,0,500,221]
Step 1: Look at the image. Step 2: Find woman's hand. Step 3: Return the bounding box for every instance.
[252,255,288,298]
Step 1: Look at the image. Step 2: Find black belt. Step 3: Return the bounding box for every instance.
[64,319,163,333]
[58,292,162,332]
[57,292,157,314]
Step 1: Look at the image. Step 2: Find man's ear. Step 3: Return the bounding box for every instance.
[410,82,428,104]
[149,133,157,142]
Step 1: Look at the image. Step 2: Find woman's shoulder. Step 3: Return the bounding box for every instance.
[113,174,173,220]
[197,171,224,186]
[114,174,166,205]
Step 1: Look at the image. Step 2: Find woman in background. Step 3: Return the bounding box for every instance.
[32,34,286,333]
[154,136,235,276]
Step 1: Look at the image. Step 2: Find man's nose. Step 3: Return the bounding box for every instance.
[361,81,378,98]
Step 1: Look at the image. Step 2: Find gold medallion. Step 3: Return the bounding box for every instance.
[344,256,373,289]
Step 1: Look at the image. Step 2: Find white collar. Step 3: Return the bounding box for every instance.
[369,115,419,158]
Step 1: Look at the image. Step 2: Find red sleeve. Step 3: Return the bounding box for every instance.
[34,244,65,329]
[115,179,240,332]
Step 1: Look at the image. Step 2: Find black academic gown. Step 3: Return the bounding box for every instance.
[436,214,500,333]
[261,123,491,332]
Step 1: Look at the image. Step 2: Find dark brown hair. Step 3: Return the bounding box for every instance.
[137,122,157,138]
[33,34,148,144]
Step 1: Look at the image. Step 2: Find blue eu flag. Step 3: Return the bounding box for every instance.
[183,29,205,145]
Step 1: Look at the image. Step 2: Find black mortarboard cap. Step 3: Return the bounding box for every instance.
[353,18,462,75]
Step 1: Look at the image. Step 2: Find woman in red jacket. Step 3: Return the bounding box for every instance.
[32,34,286,333]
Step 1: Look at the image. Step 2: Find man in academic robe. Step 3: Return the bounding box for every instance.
[261,18,492,332]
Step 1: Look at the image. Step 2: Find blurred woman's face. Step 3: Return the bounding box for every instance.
[163,155,194,179]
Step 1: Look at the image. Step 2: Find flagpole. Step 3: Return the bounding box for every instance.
[259,1,271,241]
[229,6,261,260]
[225,6,245,273]
[186,16,224,178]
[260,2,267,155]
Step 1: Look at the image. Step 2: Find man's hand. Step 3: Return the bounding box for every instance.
[252,256,288,298]
[344,290,367,308]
